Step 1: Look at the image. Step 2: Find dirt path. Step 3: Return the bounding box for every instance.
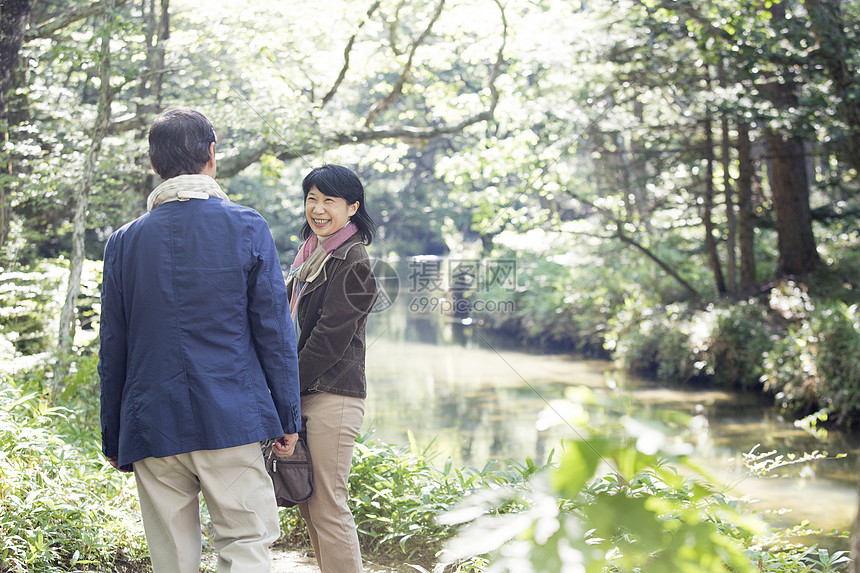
[269,548,321,572]
[269,547,400,573]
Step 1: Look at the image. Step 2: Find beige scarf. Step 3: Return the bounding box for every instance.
[146,174,230,211]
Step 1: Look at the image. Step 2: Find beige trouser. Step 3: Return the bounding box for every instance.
[134,442,280,573]
[298,392,365,573]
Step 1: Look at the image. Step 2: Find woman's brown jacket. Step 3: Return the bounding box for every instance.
[288,235,377,398]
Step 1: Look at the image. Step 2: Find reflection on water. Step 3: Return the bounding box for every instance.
[362,297,859,533]
[624,383,859,531]
[363,336,614,469]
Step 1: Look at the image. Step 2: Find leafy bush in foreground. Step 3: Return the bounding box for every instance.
[435,426,851,573]
[0,381,148,572]
[276,432,540,570]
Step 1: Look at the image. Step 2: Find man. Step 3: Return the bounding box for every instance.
[99,108,300,572]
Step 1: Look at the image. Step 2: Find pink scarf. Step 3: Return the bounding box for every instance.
[288,223,358,320]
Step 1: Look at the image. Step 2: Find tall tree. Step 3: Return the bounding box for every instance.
[703,98,728,295]
[736,122,757,290]
[761,0,821,277]
[129,0,169,201]
[717,60,738,294]
[56,0,116,372]
[0,0,34,250]
[804,0,860,174]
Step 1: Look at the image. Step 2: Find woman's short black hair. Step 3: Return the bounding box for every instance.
[148,109,217,180]
[301,164,377,245]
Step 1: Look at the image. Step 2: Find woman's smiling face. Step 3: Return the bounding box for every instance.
[305,185,358,238]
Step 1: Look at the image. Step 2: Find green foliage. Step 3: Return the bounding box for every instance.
[755,545,851,573]
[436,416,852,573]
[477,255,616,354]
[472,234,676,356]
[742,445,847,480]
[605,302,702,383]
[762,283,860,424]
[0,263,67,356]
[600,282,860,423]
[437,437,761,572]
[607,298,775,389]
[1,259,104,378]
[277,432,540,570]
[703,302,774,389]
[0,375,147,572]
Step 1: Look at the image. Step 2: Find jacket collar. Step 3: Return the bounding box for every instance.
[328,234,364,261]
[298,234,365,298]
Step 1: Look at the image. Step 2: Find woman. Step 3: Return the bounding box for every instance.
[286,164,377,573]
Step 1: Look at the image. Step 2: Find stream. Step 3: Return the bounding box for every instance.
[361,304,859,535]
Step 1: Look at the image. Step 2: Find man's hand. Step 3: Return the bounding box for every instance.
[106,455,132,472]
[272,433,299,457]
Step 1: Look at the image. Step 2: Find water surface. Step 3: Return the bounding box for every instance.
[362,312,859,533]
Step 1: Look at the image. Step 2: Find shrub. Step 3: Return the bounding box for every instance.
[606,302,703,384]
[0,260,102,360]
[762,283,860,424]
[811,302,860,425]
[437,435,761,573]
[604,302,666,378]
[701,301,774,389]
[0,380,148,572]
[474,252,626,356]
[276,433,540,571]
[0,264,66,356]
[436,420,851,573]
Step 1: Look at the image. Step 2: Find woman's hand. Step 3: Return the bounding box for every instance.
[272,432,299,457]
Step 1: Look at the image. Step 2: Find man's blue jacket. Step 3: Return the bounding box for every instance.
[99,196,301,471]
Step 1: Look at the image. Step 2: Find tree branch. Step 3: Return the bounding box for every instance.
[217,109,495,179]
[364,0,445,127]
[486,0,506,115]
[217,141,273,179]
[320,0,381,109]
[219,0,507,179]
[387,0,407,56]
[25,0,132,41]
[616,229,703,301]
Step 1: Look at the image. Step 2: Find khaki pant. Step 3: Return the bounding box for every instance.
[134,442,280,573]
[298,392,365,573]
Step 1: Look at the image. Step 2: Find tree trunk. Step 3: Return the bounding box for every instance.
[762,80,820,278]
[759,5,821,278]
[718,60,737,294]
[805,0,860,174]
[737,122,757,290]
[56,0,115,378]
[0,0,34,251]
[765,130,820,276]
[703,112,727,295]
[134,0,169,203]
[722,115,737,294]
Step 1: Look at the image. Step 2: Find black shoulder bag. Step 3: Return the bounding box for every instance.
[262,434,314,507]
